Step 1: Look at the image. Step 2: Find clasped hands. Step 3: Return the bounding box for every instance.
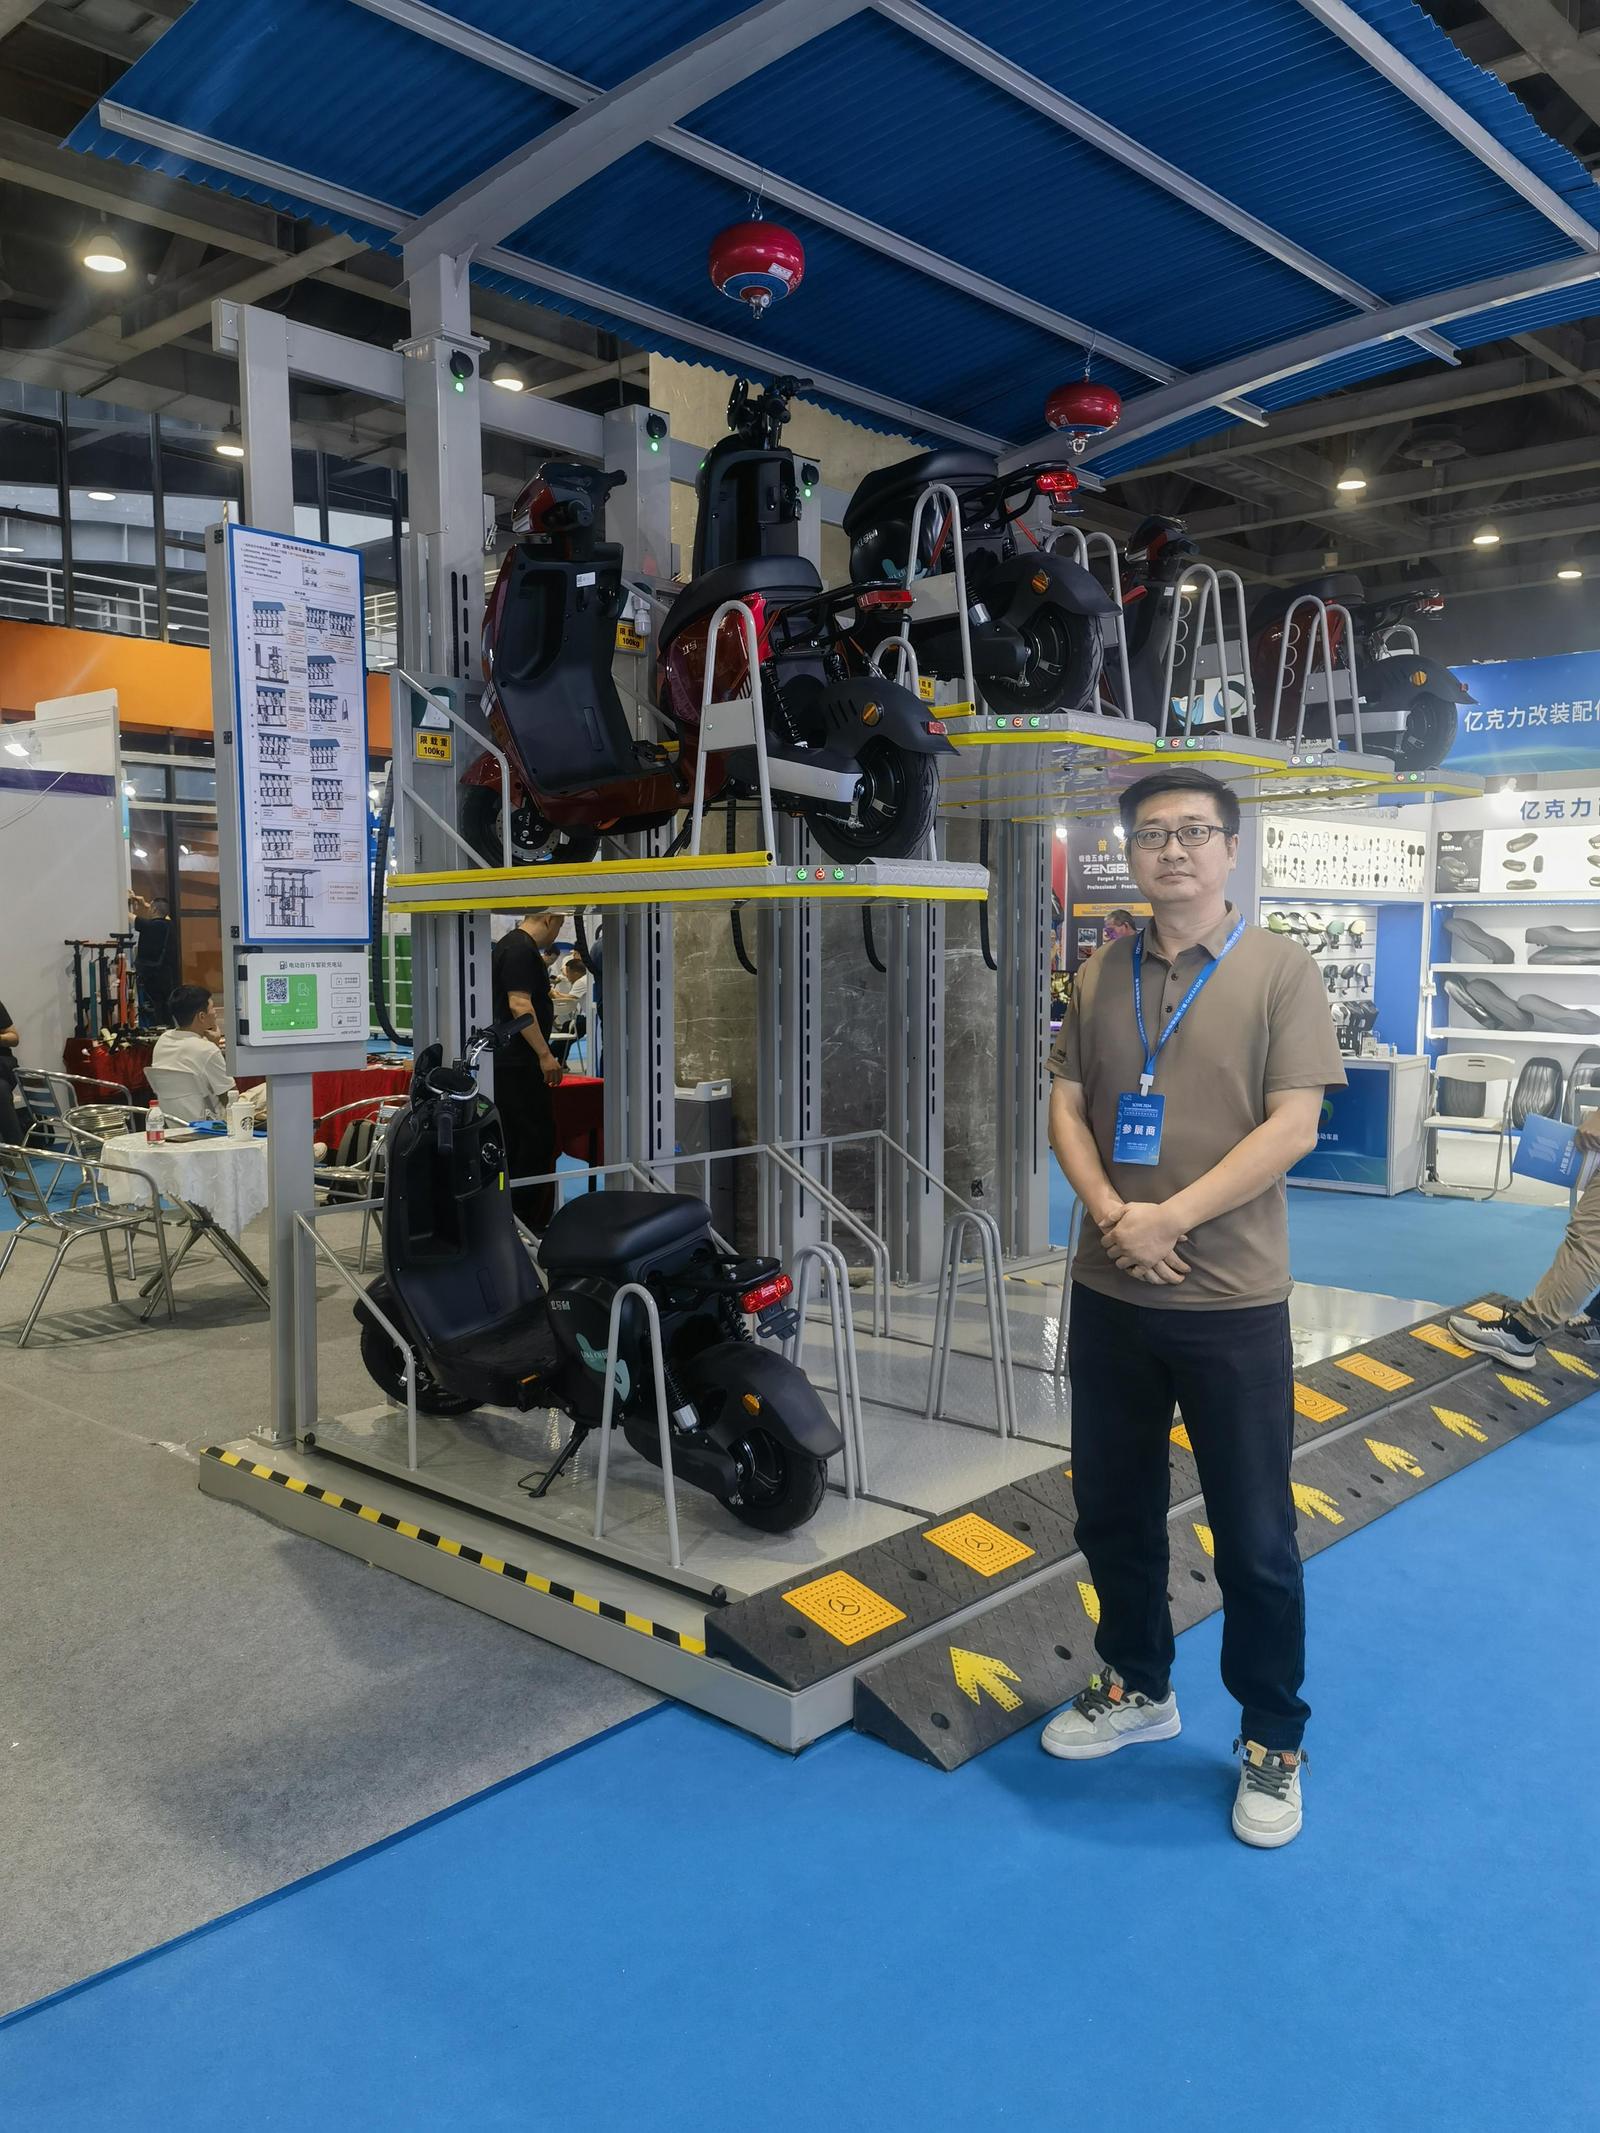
[1091,1192,1189,1286]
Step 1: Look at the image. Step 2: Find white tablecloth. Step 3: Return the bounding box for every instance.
[101,1133,270,1240]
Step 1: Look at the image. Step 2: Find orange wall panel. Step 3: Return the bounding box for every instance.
[0,621,391,752]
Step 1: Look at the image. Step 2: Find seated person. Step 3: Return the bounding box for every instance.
[0,996,22,1145]
[148,986,267,1124]
[551,953,591,1029]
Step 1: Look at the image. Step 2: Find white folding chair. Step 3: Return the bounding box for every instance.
[1419,1052,1515,1199]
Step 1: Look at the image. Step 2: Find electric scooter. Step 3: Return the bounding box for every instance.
[1113,515,1204,724]
[353,1020,844,1533]
[462,456,952,866]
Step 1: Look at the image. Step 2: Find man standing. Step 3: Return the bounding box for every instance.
[1446,1113,1600,1363]
[1041,768,1344,1848]
[491,910,567,1230]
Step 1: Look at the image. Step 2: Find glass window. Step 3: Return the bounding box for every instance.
[66,397,159,638]
[0,412,64,625]
[159,413,244,648]
[172,765,217,803]
[123,761,170,802]
[174,821,222,999]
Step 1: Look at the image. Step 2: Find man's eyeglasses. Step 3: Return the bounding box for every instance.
[1128,823,1230,851]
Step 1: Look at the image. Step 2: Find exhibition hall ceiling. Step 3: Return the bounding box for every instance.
[2,0,1600,598]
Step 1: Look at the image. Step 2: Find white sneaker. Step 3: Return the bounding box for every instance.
[1040,1666,1181,1761]
[1231,1739,1305,1848]
[1445,1309,1537,1369]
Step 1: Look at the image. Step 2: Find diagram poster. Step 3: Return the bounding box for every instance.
[226,523,371,946]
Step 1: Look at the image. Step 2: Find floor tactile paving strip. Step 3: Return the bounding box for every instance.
[852,1326,1592,1770]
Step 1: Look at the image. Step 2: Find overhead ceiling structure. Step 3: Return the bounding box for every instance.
[6,0,1600,595]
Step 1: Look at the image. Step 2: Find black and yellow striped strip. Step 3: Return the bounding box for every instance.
[201,1447,706,1656]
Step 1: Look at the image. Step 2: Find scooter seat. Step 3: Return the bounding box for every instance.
[539,1190,711,1277]
[844,448,997,533]
[659,556,824,649]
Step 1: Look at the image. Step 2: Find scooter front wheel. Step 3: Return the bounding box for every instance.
[359,1320,481,1417]
[460,783,601,869]
[801,741,937,863]
[726,1427,828,1533]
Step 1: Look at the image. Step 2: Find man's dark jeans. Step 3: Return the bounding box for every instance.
[1067,1281,1308,1751]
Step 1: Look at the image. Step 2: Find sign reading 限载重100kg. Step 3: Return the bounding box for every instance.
[225,522,371,947]
[1446,650,1600,774]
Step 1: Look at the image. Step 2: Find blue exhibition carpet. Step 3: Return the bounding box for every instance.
[2,1387,1595,2129]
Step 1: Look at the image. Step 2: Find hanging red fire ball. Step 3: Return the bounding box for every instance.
[708,221,806,320]
[1045,380,1123,451]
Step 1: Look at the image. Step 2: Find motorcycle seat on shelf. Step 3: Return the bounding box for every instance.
[842,448,998,531]
[659,555,824,647]
[540,1190,710,1277]
[1249,574,1364,629]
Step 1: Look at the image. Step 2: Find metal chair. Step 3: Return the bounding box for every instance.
[64,1103,148,1263]
[0,1142,174,1346]
[314,1097,404,1271]
[1419,1051,1515,1199]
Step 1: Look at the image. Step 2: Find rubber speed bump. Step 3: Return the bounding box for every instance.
[922,1513,1034,1577]
[1336,1352,1413,1393]
[782,1571,905,1647]
[1409,1322,1474,1360]
[1294,1383,1346,1425]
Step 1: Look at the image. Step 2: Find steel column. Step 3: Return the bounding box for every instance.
[992,820,1052,1259]
[758,817,822,1260]
[885,890,944,1283]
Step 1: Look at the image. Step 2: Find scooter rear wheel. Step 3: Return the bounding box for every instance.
[359,1320,481,1417]
[461,784,601,869]
[1388,692,1458,772]
[727,1427,828,1533]
[983,601,1102,718]
[801,741,937,863]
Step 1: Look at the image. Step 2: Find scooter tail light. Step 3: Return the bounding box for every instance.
[856,586,913,608]
[740,1273,794,1313]
[924,719,947,736]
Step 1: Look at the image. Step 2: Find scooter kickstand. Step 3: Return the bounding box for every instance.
[523,1420,592,1499]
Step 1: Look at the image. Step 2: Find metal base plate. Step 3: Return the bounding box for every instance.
[387,851,989,915]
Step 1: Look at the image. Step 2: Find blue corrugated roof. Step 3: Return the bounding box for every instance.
[66,0,1600,467]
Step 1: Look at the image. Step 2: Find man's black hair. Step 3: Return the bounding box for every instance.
[1118,767,1241,839]
[1106,908,1138,931]
[168,983,211,1027]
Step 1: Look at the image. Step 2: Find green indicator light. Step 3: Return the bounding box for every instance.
[452,378,465,393]
[1029,715,1042,728]
[649,437,660,452]
[795,868,807,880]
[803,484,813,499]
[699,459,706,471]
[833,866,845,880]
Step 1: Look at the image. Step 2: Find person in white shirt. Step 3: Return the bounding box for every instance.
[552,954,591,1028]
[148,986,265,1123]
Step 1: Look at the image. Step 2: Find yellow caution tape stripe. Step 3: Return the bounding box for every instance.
[201,1448,706,1656]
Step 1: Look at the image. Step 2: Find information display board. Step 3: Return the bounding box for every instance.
[224,523,370,946]
[238,950,369,1046]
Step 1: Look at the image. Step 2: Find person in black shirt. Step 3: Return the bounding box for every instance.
[0,998,22,1144]
[491,910,567,1229]
[128,892,182,1026]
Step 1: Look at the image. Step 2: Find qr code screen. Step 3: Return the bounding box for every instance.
[264,977,289,1005]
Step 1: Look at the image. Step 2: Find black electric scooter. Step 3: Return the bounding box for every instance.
[353,1020,844,1533]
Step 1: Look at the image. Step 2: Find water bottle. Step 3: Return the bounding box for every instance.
[145,1098,165,1145]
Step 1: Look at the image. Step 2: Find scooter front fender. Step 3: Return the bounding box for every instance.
[990,552,1119,625]
[688,1339,845,1460]
[1368,655,1474,707]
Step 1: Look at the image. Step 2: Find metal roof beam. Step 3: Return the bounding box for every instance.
[1003,250,1600,472]
[0,119,285,260]
[398,0,870,274]
[95,100,1011,450]
[875,0,1460,365]
[1271,492,1600,577]
[1477,0,1600,131]
[1295,0,1600,253]
[345,0,1259,406]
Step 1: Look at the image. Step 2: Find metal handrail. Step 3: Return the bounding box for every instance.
[1047,526,1134,719]
[590,1280,683,1569]
[788,1240,867,1500]
[689,599,776,858]
[295,1208,420,1466]
[896,480,976,716]
[1266,593,1365,753]
[386,666,512,870]
[1161,564,1255,736]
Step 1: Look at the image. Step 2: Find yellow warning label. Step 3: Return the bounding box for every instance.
[782,1570,905,1646]
[1496,1373,1549,1406]
[1337,1353,1413,1392]
[1294,1383,1346,1424]
[1461,1301,1505,1323]
[950,1646,1022,1711]
[413,729,453,763]
[1432,1404,1487,1443]
[1547,1346,1599,1381]
[1292,1482,1345,1526]
[917,674,935,702]
[615,623,645,652]
[1409,1322,1473,1359]
[1077,1579,1101,1625]
[1193,1522,1214,1558]
[922,1513,1035,1577]
[1170,1421,1193,1453]
[1366,1438,1425,1477]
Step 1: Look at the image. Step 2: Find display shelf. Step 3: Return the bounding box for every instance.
[937,709,1160,821]
[1427,1025,1600,1045]
[384,850,990,916]
[1433,962,1600,975]
[1433,895,1600,906]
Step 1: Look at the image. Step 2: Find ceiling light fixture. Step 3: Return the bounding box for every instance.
[87,490,116,503]
[1557,565,1584,582]
[215,413,245,460]
[79,224,128,275]
[1335,465,1367,492]
[4,739,28,759]
[490,359,525,392]
[1472,524,1501,548]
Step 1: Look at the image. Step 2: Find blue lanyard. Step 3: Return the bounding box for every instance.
[1132,915,1246,1094]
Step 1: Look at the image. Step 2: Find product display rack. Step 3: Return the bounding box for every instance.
[1427,894,1600,1054]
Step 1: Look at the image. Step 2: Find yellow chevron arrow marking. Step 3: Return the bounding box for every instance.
[1292,1482,1345,1525]
[1409,1322,1474,1359]
[1497,1373,1549,1406]
[1338,1352,1413,1392]
[1077,1579,1101,1625]
[1366,1438,1425,1477]
[1192,1522,1215,1557]
[1547,1347,1599,1381]
[1294,1383,1346,1424]
[950,1646,1023,1712]
[1170,1421,1193,1453]
[1431,1404,1487,1443]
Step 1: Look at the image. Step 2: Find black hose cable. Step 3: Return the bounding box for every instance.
[862,907,886,973]
[371,766,406,1047]
[978,820,998,973]
[727,792,757,976]
[574,909,594,977]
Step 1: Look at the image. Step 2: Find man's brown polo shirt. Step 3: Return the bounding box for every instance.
[1048,904,1346,1310]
